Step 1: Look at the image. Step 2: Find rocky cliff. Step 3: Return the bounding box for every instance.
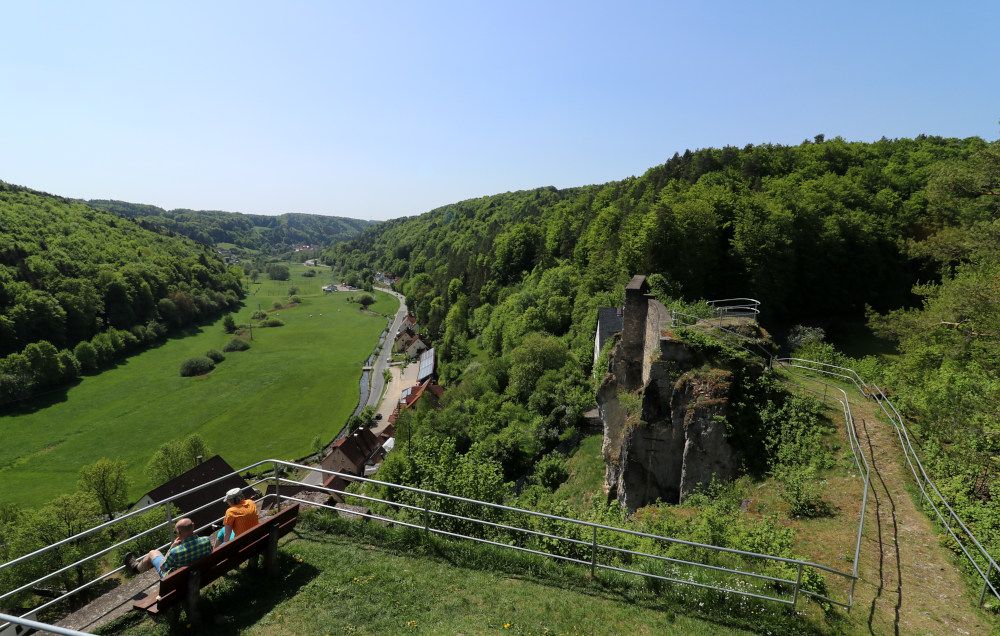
[597,275,764,512]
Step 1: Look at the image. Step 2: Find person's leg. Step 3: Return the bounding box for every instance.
[134,549,164,573]
[150,553,166,577]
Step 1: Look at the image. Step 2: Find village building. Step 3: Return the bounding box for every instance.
[594,306,624,366]
[132,455,252,532]
[387,376,444,425]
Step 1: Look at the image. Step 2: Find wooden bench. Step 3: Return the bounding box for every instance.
[131,503,300,625]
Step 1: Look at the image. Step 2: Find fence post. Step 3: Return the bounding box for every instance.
[792,562,803,607]
[186,568,201,629]
[163,502,173,527]
[422,492,430,536]
[980,563,994,607]
[272,463,281,508]
[590,526,598,578]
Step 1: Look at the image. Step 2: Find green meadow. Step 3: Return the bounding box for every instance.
[0,263,397,507]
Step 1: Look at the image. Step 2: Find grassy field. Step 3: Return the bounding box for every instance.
[0,263,397,506]
[101,513,770,636]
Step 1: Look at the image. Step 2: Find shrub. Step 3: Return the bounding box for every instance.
[223,315,237,334]
[205,349,225,363]
[787,325,825,350]
[532,453,569,490]
[356,293,376,309]
[272,301,283,310]
[73,341,99,372]
[288,286,300,296]
[223,338,251,352]
[288,295,302,304]
[302,269,317,278]
[251,310,268,320]
[776,465,832,518]
[179,356,215,377]
[266,263,290,280]
[262,318,285,327]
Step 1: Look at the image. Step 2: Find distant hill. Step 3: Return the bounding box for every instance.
[0,182,244,402]
[86,200,375,253]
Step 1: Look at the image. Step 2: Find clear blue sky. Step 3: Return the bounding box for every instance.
[1,1,997,220]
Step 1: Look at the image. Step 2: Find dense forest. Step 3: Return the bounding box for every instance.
[0,183,244,404]
[87,200,375,253]
[330,136,1000,562]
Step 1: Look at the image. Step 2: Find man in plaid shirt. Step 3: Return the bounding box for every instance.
[125,518,213,578]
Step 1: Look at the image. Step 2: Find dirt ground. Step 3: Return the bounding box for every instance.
[848,390,994,636]
[373,361,419,437]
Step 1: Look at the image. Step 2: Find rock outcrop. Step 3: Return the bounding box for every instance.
[598,275,746,512]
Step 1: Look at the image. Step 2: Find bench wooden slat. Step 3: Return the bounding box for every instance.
[131,504,299,616]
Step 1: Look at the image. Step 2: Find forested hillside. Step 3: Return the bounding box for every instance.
[330,136,1000,563]
[0,184,244,403]
[87,200,374,253]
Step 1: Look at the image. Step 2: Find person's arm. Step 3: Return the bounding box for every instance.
[219,523,234,544]
[160,547,177,573]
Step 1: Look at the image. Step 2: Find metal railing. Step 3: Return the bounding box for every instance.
[706,297,761,318]
[273,459,858,608]
[659,297,996,607]
[775,357,1000,607]
[1,456,863,632]
[0,612,91,636]
[0,463,274,633]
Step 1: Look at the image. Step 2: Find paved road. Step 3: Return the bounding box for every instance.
[303,286,408,486]
[366,286,408,409]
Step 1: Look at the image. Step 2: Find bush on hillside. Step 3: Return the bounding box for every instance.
[262,318,285,327]
[302,269,317,277]
[223,338,251,352]
[205,349,225,363]
[288,295,302,304]
[266,263,290,280]
[272,301,283,310]
[179,356,215,377]
[251,310,268,320]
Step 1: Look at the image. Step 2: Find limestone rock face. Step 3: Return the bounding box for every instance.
[596,280,742,513]
[673,370,737,501]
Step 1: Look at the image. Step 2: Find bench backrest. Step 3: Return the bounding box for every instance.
[155,504,299,608]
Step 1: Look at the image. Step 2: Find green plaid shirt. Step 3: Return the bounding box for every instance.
[161,535,213,574]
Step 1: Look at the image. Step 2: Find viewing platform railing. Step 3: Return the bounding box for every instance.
[706,297,761,318]
[1,444,864,635]
[777,357,1000,607]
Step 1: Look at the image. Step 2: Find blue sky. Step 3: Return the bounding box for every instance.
[1,1,997,220]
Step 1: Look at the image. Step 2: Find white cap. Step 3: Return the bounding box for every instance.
[223,487,242,504]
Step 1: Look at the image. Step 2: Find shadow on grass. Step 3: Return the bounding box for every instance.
[294,516,845,636]
[97,553,319,636]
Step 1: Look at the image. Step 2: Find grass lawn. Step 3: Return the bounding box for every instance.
[0,263,398,506]
[101,514,765,636]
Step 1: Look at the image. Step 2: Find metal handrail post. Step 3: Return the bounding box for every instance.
[792,562,803,607]
[590,525,598,577]
[422,492,430,535]
[272,462,281,507]
[981,563,994,607]
[163,501,173,527]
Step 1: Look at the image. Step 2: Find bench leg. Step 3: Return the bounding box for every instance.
[186,568,202,629]
[265,524,280,577]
